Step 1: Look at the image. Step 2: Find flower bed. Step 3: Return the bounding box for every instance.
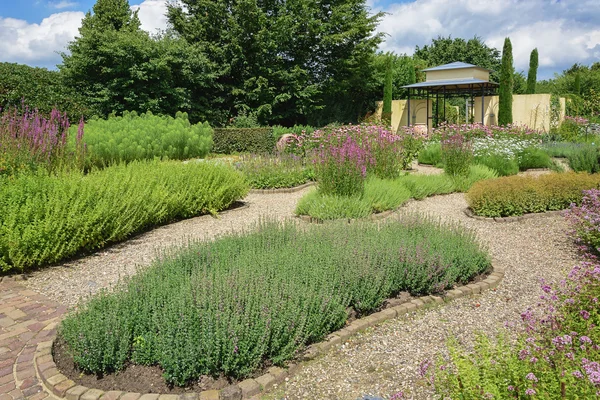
[466,172,600,218]
[0,160,248,272]
[58,217,491,387]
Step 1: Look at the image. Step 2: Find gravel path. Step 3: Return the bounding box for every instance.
[22,172,578,400]
[23,190,310,307]
[264,194,578,400]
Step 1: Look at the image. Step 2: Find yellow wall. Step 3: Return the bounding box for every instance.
[426,68,489,82]
[376,99,432,133]
[473,94,566,132]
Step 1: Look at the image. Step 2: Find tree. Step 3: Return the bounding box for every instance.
[414,36,501,80]
[574,72,581,95]
[60,0,201,118]
[382,55,393,121]
[526,48,538,94]
[167,0,384,126]
[498,37,513,125]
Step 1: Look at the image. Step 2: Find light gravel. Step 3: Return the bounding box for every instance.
[24,189,310,307]
[24,168,578,400]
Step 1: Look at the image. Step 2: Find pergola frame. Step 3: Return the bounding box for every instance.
[403,81,499,128]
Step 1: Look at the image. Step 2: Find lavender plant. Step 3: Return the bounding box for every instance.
[441,132,473,177]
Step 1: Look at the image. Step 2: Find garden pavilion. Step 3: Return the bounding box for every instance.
[401,61,499,128]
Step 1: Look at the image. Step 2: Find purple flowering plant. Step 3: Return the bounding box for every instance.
[427,193,600,398]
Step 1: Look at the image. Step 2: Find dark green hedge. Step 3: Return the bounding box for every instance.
[212,127,275,154]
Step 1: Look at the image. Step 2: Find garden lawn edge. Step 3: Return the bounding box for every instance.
[463,207,564,223]
[248,181,315,194]
[36,263,505,400]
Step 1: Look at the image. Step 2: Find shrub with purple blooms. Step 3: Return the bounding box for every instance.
[428,193,600,399]
[441,132,473,177]
[565,189,600,253]
[0,106,85,176]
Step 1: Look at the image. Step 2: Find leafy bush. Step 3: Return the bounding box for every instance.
[60,217,490,385]
[235,153,314,189]
[272,125,316,139]
[467,172,600,217]
[297,166,497,219]
[418,143,443,167]
[0,161,248,272]
[474,154,519,176]
[76,111,212,168]
[212,127,275,154]
[516,147,552,170]
[441,133,473,177]
[567,144,600,173]
[0,106,85,176]
[559,115,589,141]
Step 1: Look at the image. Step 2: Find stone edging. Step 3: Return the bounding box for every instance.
[464,207,564,223]
[35,263,504,400]
[248,181,315,194]
[0,274,27,282]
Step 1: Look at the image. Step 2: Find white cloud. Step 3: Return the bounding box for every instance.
[376,0,600,78]
[0,0,170,68]
[48,1,79,9]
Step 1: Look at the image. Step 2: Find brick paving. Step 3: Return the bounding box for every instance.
[0,277,67,399]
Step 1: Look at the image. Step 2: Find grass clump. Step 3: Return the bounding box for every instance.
[516,147,553,171]
[60,217,490,385]
[466,172,600,218]
[474,154,519,176]
[417,142,443,167]
[0,161,248,272]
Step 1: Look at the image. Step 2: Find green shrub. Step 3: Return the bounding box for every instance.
[441,134,473,177]
[212,127,275,154]
[466,172,600,217]
[295,189,372,220]
[0,161,248,272]
[516,147,552,170]
[60,217,490,384]
[363,177,412,213]
[567,144,600,173]
[474,154,519,176]
[76,111,212,168]
[417,143,443,167]
[236,154,314,189]
[272,125,316,139]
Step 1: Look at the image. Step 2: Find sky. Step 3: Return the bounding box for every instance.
[0,0,599,80]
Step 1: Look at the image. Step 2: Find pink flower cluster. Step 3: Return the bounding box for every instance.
[565,116,590,126]
[432,122,542,141]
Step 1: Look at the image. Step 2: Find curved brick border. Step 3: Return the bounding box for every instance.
[35,264,504,400]
[248,181,315,194]
[464,207,564,223]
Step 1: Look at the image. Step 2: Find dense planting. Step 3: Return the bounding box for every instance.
[0,161,247,272]
[212,128,276,154]
[296,165,497,220]
[467,172,600,217]
[76,112,212,168]
[235,153,314,189]
[429,190,600,399]
[60,217,490,385]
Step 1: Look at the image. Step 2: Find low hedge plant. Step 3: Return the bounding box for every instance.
[466,172,600,218]
[236,153,314,189]
[0,161,248,272]
[212,127,276,154]
[60,217,491,385]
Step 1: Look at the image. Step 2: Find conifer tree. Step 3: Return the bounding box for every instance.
[498,37,514,125]
[526,48,538,94]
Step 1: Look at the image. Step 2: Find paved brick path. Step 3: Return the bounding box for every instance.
[0,277,67,399]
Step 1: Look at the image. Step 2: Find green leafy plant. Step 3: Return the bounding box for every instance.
[516,147,552,171]
[567,144,600,173]
[441,133,473,177]
[60,217,490,385]
[77,111,212,168]
[474,154,519,176]
[467,172,600,217]
[235,153,313,189]
[417,143,443,167]
[0,161,248,272]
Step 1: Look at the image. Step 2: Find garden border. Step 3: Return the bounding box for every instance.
[463,207,564,223]
[34,263,504,400]
[248,181,315,194]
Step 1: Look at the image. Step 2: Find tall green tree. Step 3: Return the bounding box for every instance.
[526,48,538,94]
[414,36,501,80]
[60,0,204,118]
[168,0,384,126]
[498,37,514,125]
[382,55,393,121]
[574,72,581,95]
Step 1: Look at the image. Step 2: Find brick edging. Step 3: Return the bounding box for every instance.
[248,181,315,194]
[36,266,504,400]
[464,207,564,223]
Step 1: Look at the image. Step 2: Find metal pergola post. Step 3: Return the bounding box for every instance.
[481,85,485,125]
[426,89,429,133]
[407,89,411,127]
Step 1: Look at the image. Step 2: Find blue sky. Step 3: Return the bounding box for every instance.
[1,0,599,80]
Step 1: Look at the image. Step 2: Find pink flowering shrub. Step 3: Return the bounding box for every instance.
[441,132,473,177]
[427,200,600,398]
[560,116,590,142]
[0,105,85,176]
[432,122,543,141]
[565,189,600,254]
